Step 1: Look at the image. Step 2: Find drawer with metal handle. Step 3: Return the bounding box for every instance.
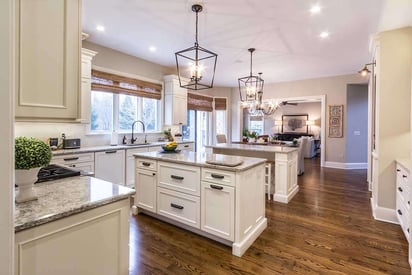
[157,187,200,228]
[136,158,157,171]
[158,161,200,196]
[201,168,235,187]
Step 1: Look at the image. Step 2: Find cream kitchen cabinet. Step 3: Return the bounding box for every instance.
[135,166,157,213]
[178,142,195,152]
[15,0,81,121]
[396,160,411,241]
[51,152,95,174]
[77,48,98,123]
[164,75,187,125]
[95,150,125,185]
[201,170,235,241]
[126,147,148,188]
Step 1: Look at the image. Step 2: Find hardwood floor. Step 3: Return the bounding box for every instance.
[129,157,410,274]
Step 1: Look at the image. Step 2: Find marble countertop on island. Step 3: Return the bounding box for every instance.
[52,140,194,156]
[133,151,266,172]
[15,176,135,232]
[207,143,298,153]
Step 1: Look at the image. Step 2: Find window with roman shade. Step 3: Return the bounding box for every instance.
[187,93,213,112]
[214,97,227,110]
[91,69,162,100]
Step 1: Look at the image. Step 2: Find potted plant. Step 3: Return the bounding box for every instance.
[247,131,257,143]
[15,137,51,203]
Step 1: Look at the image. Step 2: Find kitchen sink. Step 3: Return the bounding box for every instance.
[125,143,151,146]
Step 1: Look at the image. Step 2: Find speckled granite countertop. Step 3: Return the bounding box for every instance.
[15,177,135,232]
[207,143,298,153]
[134,151,266,172]
[396,158,411,171]
[52,140,194,156]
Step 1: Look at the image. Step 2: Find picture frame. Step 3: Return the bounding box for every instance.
[282,114,308,134]
[329,105,343,138]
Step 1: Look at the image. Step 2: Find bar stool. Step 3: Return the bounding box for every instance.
[265,161,273,200]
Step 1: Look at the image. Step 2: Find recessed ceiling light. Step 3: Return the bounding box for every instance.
[319,31,329,38]
[310,5,322,14]
[96,25,105,32]
[149,46,157,52]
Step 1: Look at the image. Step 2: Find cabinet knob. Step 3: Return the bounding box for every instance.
[398,209,403,215]
[402,175,407,178]
[397,169,401,172]
[398,187,403,192]
[142,162,151,166]
[152,173,156,176]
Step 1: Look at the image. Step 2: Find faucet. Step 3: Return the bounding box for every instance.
[131,120,146,144]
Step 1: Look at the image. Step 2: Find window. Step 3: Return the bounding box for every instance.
[90,69,161,133]
[215,110,227,135]
[183,110,211,152]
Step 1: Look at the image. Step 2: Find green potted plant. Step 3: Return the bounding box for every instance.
[247,131,257,143]
[15,136,51,203]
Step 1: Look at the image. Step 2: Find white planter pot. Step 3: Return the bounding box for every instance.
[15,167,41,203]
[248,138,256,143]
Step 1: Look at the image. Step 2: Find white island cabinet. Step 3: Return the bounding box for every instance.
[14,176,135,275]
[134,151,267,257]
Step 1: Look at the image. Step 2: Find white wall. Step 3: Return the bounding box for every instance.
[0,0,14,273]
[231,74,367,163]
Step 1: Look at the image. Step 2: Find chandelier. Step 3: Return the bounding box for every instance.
[175,4,217,90]
[238,48,264,102]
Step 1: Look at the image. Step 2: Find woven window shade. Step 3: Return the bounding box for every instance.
[187,93,213,112]
[91,69,162,99]
[249,115,263,121]
[214,98,227,110]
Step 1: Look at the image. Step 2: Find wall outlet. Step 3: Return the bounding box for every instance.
[353,131,361,136]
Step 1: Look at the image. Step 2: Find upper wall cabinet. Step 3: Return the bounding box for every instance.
[77,48,97,123]
[15,0,81,121]
[164,75,187,125]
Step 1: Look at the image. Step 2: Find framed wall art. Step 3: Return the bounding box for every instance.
[282,114,308,134]
[329,105,343,138]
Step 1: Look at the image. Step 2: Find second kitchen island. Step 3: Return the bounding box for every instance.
[133,150,267,257]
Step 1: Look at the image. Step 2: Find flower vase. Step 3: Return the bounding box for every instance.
[248,137,256,143]
[15,167,41,203]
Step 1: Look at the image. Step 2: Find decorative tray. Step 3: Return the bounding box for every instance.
[205,155,244,167]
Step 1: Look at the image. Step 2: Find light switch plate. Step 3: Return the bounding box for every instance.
[353,131,361,136]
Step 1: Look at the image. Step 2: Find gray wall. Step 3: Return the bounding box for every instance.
[345,84,368,163]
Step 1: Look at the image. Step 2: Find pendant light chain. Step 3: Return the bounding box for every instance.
[195,8,199,46]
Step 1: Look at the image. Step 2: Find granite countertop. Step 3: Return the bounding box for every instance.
[208,143,298,153]
[15,176,135,232]
[396,158,412,171]
[133,151,266,172]
[52,140,194,156]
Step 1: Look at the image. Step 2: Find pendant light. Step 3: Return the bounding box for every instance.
[175,4,217,90]
[245,73,279,116]
[238,48,264,102]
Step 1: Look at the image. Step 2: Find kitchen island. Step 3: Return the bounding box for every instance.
[207,143,299,203]
[15,176,135,275]
[133,150,267,257]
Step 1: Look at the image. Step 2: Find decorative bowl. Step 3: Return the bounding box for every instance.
[161,144,178,152]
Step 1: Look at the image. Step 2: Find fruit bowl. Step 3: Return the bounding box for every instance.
[161,144,178,152]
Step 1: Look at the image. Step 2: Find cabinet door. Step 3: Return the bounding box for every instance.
[135,169,157,213]
[95,150,125,185]
[201,182,234,241]
[178,143,194,151]
[126,148,148,188]
[172,95,187,125]
[15,0,81,120]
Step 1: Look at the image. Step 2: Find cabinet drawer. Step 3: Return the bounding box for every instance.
[396,195,409,241]
[52,153,94,165]
[66,161,94,173]
[136,158,157,171]
[157,187,200,228]
[158,162,200,196]
[201,168,235,187]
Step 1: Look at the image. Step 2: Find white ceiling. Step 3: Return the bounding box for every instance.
[83,0,412,87]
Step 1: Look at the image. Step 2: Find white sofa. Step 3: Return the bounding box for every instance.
[301,136,317,158]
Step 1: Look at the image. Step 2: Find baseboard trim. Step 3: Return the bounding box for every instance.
[324,161,367,170]
[370,198,398,224]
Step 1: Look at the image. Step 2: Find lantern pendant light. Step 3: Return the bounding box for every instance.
[175,4,217,90]
[238,48,264,102]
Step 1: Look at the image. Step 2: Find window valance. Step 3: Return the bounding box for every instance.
[187,93,213,112]
[91,69,162,100]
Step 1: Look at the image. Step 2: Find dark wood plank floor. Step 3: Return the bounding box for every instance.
[129,157,410,274]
